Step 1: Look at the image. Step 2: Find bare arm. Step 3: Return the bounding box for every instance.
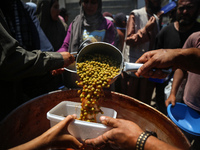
[165,69,187,106]
[9,115,82,150]
[125,14,156,47]
[135,48,200,78]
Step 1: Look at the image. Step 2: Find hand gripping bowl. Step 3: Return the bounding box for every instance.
[65,41,172,84]
[167,102,200,141]
[47,101,117,141]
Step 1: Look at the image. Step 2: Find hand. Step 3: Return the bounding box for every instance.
[52,68,65,75]
[156,11,164,19]
[52,52,75,75]
[60,52,75,67]
[84,116,143,149]
[10,115,83,150]
[165,94,176,107]
[135,49,176,78]
[40,115,82,149]
[145,16,156,32]
[125,34,139,46]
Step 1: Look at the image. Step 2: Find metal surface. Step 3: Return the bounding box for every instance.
[0,90,190,149]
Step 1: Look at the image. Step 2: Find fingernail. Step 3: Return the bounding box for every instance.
[72,114,77,118]
[100,116,106,121]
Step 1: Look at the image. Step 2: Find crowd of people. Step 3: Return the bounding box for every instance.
[1,0,200,149]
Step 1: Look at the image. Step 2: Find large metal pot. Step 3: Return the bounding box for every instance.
[0,90,190,149]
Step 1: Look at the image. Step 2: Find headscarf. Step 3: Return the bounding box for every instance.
[68,0,105,53]
[36,0,67,51]
[0,0,43,51]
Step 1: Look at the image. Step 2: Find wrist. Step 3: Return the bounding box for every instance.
[136,131,157,150]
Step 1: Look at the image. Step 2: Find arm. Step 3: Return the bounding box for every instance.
[165,69,187,106]
[9,115,82,150]
[85,116,181,150]
[125,13,156,47]
[0,23,74,81]
[135,48,200,78]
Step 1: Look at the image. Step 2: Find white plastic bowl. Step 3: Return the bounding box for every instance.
[47,101,117,141]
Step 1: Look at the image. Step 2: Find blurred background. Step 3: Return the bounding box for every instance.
[22,0,185,26]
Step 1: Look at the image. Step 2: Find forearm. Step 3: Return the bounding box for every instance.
[175,48,200,74]
[170,69,186,96]
[144,136,182,150]
[9,134,48,150]
[126,28,149,46]
[0,23,64,81]
[0,48,64,81]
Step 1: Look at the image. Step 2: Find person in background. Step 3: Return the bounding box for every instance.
[103,11,120,52]
[113,12,127,52]
[57,0,115,89]
[121,0,163,105]
[26,1,37,13]
[103,11,114,22]
[136,35,200,148]
[59,7,69,25]
[58,0,115,53]
[36,0,67,51]
[165,31,200,112]
[36,0,69,93]
[113,12,127,93]
[154,0,200,115]
[0,0,75,121]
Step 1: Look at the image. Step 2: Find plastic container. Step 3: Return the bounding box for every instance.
[167,103,200,141]
[47,101,117,141]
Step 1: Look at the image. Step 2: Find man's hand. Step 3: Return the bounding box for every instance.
[85,116,143,149]
[52,52,75,75]
[135,49,176,78]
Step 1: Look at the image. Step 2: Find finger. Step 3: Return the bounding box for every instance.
[52,70,56,75]
[165,100,170,107]
[57,135,83,149]
[136,63,151,77]
[66,135,83,149]
[100,116,118,128]
[84,134,107,147]
[171,101,176,106]
[62,115,75,127]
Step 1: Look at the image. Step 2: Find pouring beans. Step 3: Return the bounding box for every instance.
[76,53,120,122]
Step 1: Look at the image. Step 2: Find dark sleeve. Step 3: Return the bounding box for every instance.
[0,23,64,81]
